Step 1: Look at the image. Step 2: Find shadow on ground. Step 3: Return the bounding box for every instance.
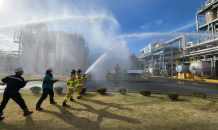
[82,93,96,98]
[39,101,141,130]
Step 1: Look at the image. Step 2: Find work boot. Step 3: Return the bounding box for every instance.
[36,106,43,110]
[23,109,33,116]
[50,101,57,104]
[0,114,4,120]
[70,98,74,101]
[62,102,70,107]
[77,95,83,99]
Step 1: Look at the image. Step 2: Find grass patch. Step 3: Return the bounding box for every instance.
[0,90,218,130]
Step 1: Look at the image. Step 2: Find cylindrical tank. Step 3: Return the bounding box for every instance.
[0,55,17,71]
[55,33,85,76]
[176,64,190,73]
[206,10,217,23]
[48,32,58,72]
[189,61,211,76]
[36,33,49,75]
[20,33,38,75]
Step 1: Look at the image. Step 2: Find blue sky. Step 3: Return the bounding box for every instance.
[97,0,203,55]
[0,0,206,56]
[102,0,199,33]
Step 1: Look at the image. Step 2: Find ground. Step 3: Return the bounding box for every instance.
[0,90,218,130]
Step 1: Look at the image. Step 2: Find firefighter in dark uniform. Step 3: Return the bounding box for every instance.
[0,67,33,120]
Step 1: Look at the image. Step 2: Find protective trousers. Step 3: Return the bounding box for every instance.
[36,88,54,107]
[0,90,27,114]
[64,89,74,103]
[77,85,82,99]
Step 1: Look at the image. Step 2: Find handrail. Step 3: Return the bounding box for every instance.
[197,0,218,12]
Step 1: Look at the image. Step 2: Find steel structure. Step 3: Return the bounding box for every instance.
[139,0,218,79]
[9,21,89,76]
[138,39,180,76]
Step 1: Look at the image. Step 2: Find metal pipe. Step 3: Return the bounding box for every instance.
[171,45,173,76]
[186,48,218,56]
[213,55,216,79]
[189,46,218,53]
[186,38,218,49]
[152,50,154,75]
[196,13,199,44]
[162,46,165,76]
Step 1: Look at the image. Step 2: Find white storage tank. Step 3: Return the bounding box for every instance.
[0,55,17,71]
[189,61,211,76]
[55,32,85,75]
[48,31,58,71]
[20,33,38,75]
[176,64,190,73]
[36,33,49,75]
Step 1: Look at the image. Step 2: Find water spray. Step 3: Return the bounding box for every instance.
[0,16,118,30]
[114,32,218,39]
[85,41,126,74]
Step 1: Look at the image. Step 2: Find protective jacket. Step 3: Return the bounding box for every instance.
[42,74,54,90]
[76,74,84,87]
[66,74,77,89]
[1,75,26,92]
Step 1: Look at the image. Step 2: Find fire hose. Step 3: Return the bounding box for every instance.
[0,79,81,85]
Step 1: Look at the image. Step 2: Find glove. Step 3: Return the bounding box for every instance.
[0,83,6,86]
[54,79,59,82]
[83,74,86,77]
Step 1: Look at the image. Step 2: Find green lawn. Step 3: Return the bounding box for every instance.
[0,90,218,130]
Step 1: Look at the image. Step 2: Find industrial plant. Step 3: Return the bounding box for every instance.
[1,0,218,80]
[138,0,218,80]
[0,21,89,76]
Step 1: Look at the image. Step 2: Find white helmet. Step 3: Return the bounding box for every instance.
[46,68,53,71]
[15,67,24,72]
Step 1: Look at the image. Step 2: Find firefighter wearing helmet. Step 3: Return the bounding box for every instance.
[75,69,86,99]
[63,70,77,107]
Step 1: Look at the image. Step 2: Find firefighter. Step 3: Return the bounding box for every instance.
[62,70,78,107]
[0,67,33,120]
[75,69,86,99]
[36,68,58,110]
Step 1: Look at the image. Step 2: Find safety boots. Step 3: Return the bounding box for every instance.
[36,106,43,110]
[62,102,70,107]
[70,98,74,101]
[50,101,57,104]
[23,109,33,116]
[77,95,82,99]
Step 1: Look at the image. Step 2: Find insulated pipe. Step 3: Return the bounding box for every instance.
[189,46,218,53]
[185,48,218,56]
[186,38,218,49]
